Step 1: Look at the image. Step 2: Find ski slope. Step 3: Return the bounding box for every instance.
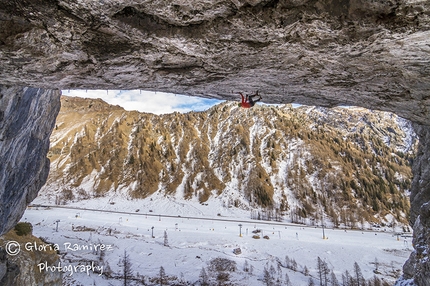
[22,197,412,285]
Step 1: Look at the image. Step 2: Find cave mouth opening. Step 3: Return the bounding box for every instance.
[1,86,422,284]
[31,91,418,284]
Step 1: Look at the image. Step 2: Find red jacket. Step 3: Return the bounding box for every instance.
[240,93,252,108]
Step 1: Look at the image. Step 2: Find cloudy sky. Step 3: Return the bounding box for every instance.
[61,90,223,115]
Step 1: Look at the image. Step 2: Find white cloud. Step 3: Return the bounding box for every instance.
[61,90,222,115]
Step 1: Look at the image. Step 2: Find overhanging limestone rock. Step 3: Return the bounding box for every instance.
[0,86,61,236]
[402,124,430,285]
[0,0,429,125]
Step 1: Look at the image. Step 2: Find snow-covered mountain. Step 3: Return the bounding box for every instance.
[38,96,417,227]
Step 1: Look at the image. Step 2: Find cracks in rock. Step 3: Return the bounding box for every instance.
[241,39,272,49]
[42,22,61,44]
[113,6,170,34]
[0,14,33,46]
[111,5,239,42]
[156,65,202,74]
[56,2,86,24]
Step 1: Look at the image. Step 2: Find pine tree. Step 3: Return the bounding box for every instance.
[322,260,330,286]
[331,271,340,286]
[199,267,209,286]
[277,263,282,277]
[353,262,365,286]
[263,265,274,286]
[163,230,169,247]
[276,263,283,284]
[104,261,112,277]
[342,270,351,286]
[119,250,133,286]
[348,271,355,286]
[372,275,382,286]
[285,273,293,286]
[270,265,277,285]
[317,257,324,286]
[317,257,330,286]
[291,259,298,271]
[285,255,291,269]
[99,248,105,262]
[303,265,310,276]
[341,273,346,286]
[269,265,276,278]
[159,266,166,286]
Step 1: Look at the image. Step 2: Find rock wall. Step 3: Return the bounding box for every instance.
[0,248,19,286]
[402,125,430,285]
[0,86,61,236]
[0,0,429,124]
[0,228,62,285]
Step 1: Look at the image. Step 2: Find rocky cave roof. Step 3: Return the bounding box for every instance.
[0,0,429,125]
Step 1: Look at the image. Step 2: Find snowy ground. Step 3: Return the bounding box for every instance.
[23,194,413,285]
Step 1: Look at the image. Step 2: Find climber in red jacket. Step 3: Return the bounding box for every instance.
[238,91,262,108]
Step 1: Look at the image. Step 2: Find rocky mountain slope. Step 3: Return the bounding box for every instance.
[38,96,417,227]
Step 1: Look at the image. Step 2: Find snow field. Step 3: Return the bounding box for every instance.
[22,199,411,285]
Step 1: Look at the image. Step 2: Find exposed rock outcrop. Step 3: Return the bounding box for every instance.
[0,86,60,284]
[402,125,430,285]
[0,86,61,236]
[0,228,62,286]
[0,248,19,286]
